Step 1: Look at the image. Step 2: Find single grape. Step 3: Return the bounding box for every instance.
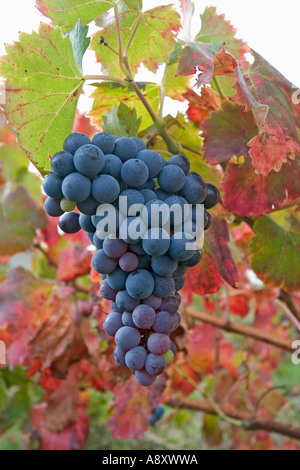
[118,189,145,214]
[93,233,104,250]
[164,195,189,226]
[153,311,174,334]
[168,232,196,261]
[129,242,146,256]
[135,369,157,386]
[111,301,123,313]
[140,189,157,203]
[115,326,141,351]
[77,196,99,216]
[91,249,118,274]
[44,197,64,217]
[158,165,186,193]
[100,279,118,301]
[115,290,140,312]
[159,296,179,315]
[153,274,175,298]
[107,267,129,291]
[204,183,221,209]
[113,346,126,366]
[101,154,122,179]
[121,159,149,187]
[170,340,177,358]
[180,249,202,267]
[92,175,120,203]
[147,333,171,355]
[136,149,165,178]
[171,312,181,332]
[119,252,139,272]
[122,311,135,327]
[73,144,105,177]
[126,269,155,299]
[103,236,128,259]
[179,172,208,204]
[167,154,190,175]
[79,214,96,233]
[114,137,137,162]
[58,212,80,234]
[62,172,91,203]
[204,210,212,230]
[125,346,147,371]
[61,197,76,213]
[51,151,75,177]
[43,173,64,199]
[145,354,166,376]
[103,312,123,336]
[142,295,162,310]
[162,349,175,365]
[142,228,170,257]
[63,132,91,154]
[132,304,156,329]
[141,199,170,228]
[92,132,117,154]
[173,275,185,291]
[151,254,178,276]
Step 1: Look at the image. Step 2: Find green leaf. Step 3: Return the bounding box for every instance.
[273,361,300,388]
[0,186,46,256]
[0,23,84,173]
[36,0,114,31]
[91,3,181,76]
[102,103,142,137]
[89,82,159,131]
[65,19,90,73]
[250,216,300,292]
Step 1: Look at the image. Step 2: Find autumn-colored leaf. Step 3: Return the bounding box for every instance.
[250,216,300,292]
[195,7,249,62]
[188,324,238,376]
[109,375,165,439]
[0,24,83,173]
[223,156,300,217]
[30,288,88,377]
[184,87,221,126]
[0,269,53,365]
[205,218,239,289]
[185,252,224,295]
[73,111,99,138]
[201,102,258,164]
[56,244,92,282]
[91,3,180,76]
[31,402,89,451]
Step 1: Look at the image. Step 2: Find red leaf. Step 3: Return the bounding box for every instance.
[184,87,221,126]
[201,102,258,164]
[205,218,239,288]
[188,324,238,376]
[56,244,92,282]
[73,111,99,139]
[31,402,89,451]
[185,252,224,295]
[109,376,165,439]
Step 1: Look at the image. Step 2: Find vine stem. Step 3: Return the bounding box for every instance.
[213,76,226,101]
[83,75,127,86]
[113,1,128,78]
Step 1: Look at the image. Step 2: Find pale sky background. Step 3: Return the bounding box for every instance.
[0,0,299,115]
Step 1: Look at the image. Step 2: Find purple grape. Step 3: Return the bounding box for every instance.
[122,312,135,327]
[125,346,147,371]
[132,304,156,329]
[103,312,123,336]
[170,341,177,357]
[145,354,166,376]
[153,311,174,334]
[92,249,118,274]
[103,236,128,259]
[115,290,140,312]
[159,295,179,314]
[147,333,171,355]
[115,326,141,351]
[142,295,162,310]
[113,346,126,366]
[171,312,181,332]
[135,369,157,386]
[100,279,117,301]
[119,252,139,272]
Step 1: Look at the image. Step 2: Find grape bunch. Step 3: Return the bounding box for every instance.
[43,131,220,386]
